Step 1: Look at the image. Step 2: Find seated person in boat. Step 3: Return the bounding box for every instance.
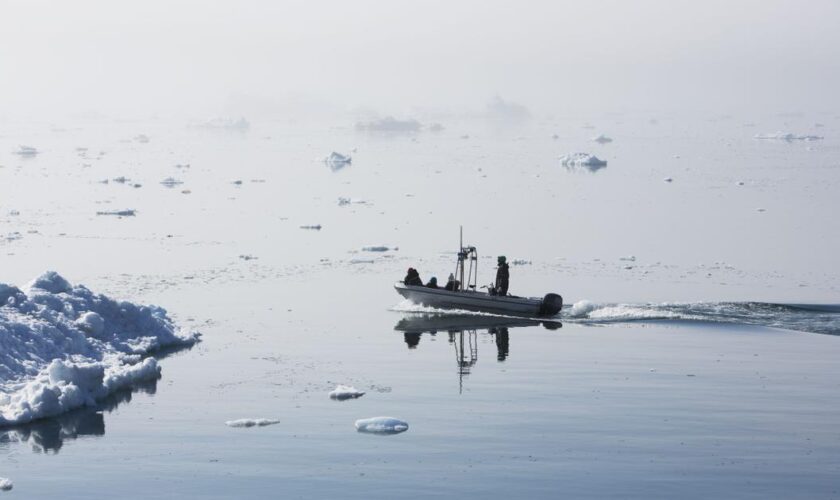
[426,277,439,288]
[444,273,460,291]
[495,256,510,296]
[404,267,423,286]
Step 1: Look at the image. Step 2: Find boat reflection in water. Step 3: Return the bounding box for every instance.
[394,314,561,392]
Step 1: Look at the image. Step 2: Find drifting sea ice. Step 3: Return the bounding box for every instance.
[225,418,280,428]
[0,477,11,491]
[559,153,608,169]
[14,145,38,156]
[361,246,393,252]
[355,416,409,434]
[96,209,136,217]
[0,272,199,426]
[325,152,352,165]
[329,385,365,400]
[754,131,823,141]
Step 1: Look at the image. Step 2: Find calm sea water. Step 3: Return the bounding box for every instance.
[1,114,839,498]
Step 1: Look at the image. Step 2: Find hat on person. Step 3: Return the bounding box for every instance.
[497,255,506,264]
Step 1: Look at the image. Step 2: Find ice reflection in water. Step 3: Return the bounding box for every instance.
[394,314,561,393]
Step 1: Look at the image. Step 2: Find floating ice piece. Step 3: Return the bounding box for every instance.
[14,145,39,156]
[174,163,190,169]
[0,477,11,491]
[559,153,607,170]
[225,418,280,428]
[300,224,322,230]
[0,272,199,426]
[362,246,391,252]
[134,134,150,143]
[329,385,366,400]
[348,258,375,264]
[238,254,258,261]
[325,151,352,166]
[160,177,183,188]
[510,259,531,265]
[619,256,636,262]
[663,177,673,182]
[754,131,823,141]
[355,116,421,132]
[355,416,409,434]
[112,176,130,184]
[232,180,243,185]
[96,209,136,217]
[592,134,613,144]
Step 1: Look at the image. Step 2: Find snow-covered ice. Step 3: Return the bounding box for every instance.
[325,152,352,165]
[329,385,365,400]
[0,272,199,426]
[225,418,280,428]
[355,416,409,434]
[0,477,11,491]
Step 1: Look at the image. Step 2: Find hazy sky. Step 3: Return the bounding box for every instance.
[2,0,839,119]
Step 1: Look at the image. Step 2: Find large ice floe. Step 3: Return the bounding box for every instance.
[355,416,409,434]
[754,131,824,141]
[559,153,608,171]
[0,272,199,426]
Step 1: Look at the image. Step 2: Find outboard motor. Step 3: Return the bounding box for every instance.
[539,293,563,316]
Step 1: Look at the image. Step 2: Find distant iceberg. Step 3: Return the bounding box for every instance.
[0,272,199,426]
[191,117,250,131]
[559,153,608,171]
[754,131,823,141]
[355,116,421,132]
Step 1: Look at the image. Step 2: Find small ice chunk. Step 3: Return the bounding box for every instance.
[428,123,445,132]
[619,256,636,262]
[134,134,150,143]
[112,176,130,184]
[0,477,12,491]
[96,209,136,217]
[362,246,390,252]
[225,418,280,428]
[329,384,366,400]
[510,259,531,265]
[160,177,184,188]
[14,145,39,156]
[355,117,421,132]
[592,134,613,144]
[663,177,673,182]
[559,153,607,169]
[300,224,322,230]
[326,152,352,164]
[355,416,409,434]
[238,254,258,261]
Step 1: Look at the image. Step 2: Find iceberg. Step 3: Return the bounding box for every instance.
[0,272,199,426]
[0,477,11,491]
[329,385,365,400]
[355,416,409,434]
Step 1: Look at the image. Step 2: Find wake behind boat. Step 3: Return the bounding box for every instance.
[394,229,563,317]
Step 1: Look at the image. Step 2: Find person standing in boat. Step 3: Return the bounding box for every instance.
[404,268,423,286]
[495,256,510,296]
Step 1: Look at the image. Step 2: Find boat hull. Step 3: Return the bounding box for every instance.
[395,283,561,317]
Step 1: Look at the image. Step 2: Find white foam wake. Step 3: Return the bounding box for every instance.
[0,271,200,426]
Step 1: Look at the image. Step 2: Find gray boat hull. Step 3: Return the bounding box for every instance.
[394,283,562,317]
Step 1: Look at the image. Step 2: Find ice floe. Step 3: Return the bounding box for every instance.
[338,197,369,206]
[0,477,11,491]
[300,224,322,230]
[559,153,608,170]
[592,134,613,144]
[329,385,365,400]
[0,272,199,426]
[361,246,393,252]
[355,416,409,434]
[225,418,280,428]
[160,177,184,188]
[14,146,39,156]
[325,152,352,168]
[754,132,824,141]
